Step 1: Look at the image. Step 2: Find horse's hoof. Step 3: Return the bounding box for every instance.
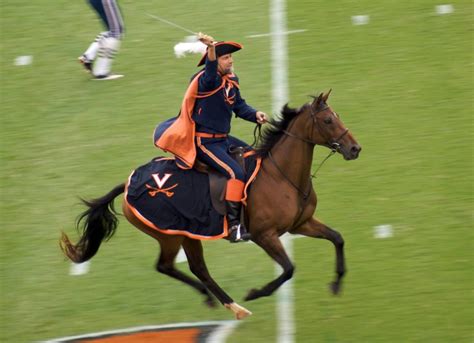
[244,288,260,301]
[329,282,341,295]
[204,297,217,308]
[225,302,252,320]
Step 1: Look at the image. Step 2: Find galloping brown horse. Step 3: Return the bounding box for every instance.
[60,91,361,319]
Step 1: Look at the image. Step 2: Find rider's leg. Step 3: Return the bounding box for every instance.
[195,137,250,242]
[225,179,251,242]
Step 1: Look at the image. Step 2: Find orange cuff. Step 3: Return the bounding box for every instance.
[225,179,245,202]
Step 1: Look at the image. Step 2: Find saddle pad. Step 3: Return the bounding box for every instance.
[125,156,260,240]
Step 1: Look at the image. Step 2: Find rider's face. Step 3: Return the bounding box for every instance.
[217,54,234,75]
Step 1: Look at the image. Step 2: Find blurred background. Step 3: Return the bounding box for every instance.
[1,0,472,342]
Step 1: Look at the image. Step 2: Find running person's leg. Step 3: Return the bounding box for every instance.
[79,31,109,72]
[79,0,109,71]
[89,0,124,77]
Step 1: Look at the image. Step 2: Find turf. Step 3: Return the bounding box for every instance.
[1,0,472,342]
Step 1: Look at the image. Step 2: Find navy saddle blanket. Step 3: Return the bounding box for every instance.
[125,156,259,240]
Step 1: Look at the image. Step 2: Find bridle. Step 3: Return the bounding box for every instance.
[263,103,351,199]
[283,103,349,151]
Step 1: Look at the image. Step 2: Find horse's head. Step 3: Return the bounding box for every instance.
[305,90,361,160]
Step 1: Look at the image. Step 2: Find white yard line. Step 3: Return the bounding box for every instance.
[276,235,295,343]
[69,261,90,276]
[270,1,294,342]
[176,247,187,263]
[14,55,33,66]
[247,29,307,38]
[351,15,370,25]
[206,320,241,342]
[435,4,454,15]
[270,0,290,117]
[374,224,394,239]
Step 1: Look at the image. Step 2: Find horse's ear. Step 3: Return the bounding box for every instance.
[314,93,323,105]
[311,93,324,109]
[323,89,332,102]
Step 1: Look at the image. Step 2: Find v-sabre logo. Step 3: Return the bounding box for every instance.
[152,173,172,188]
[146,173,178,198]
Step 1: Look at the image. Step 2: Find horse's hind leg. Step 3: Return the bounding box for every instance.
[290,217,345,295]
[182,238,252,320]
[244,232,295,301]
[122,203,216,307]
[155,237,217,308]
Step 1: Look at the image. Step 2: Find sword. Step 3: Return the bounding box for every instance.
[146,13,197,36]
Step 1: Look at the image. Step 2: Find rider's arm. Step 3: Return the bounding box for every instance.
[198,33,219,91]
[233,87,258,123]
[199,59,219,91]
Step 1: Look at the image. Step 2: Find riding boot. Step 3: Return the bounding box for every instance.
[226,200,251,243]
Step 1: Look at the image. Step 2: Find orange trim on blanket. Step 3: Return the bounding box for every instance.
[125,171,229,241]
[225,179,245,201]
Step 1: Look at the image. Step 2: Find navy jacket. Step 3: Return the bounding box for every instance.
[191,59,257,134]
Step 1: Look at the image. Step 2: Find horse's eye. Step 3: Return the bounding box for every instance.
[324,117,333,124]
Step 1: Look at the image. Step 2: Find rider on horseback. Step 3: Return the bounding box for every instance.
[156,33,267,243]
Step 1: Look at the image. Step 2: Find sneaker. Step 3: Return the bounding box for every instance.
[92,74,124,80]
[78,55,93,73]
[228,224,251,243]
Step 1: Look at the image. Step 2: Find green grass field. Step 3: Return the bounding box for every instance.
[1,0,472,342]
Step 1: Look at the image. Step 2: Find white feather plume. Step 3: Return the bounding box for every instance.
[174,40,207,58]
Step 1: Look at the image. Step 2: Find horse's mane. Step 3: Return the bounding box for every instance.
[254,94,329,157]
[254,104,303,157]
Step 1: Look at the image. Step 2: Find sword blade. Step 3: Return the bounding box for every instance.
[146,13,197,35]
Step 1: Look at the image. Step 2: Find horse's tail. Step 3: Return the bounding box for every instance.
[60,183,125,263]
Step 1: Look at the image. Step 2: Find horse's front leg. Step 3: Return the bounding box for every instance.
[182,238,252,320]
[290,217,345,295]
[244,232,294,301]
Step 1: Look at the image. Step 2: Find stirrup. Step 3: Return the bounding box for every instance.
[228,224,251,243]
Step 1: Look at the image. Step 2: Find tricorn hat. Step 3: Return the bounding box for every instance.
[197,41,243,66]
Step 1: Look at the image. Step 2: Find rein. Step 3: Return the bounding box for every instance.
[267,151,312,199]
[250,124,263,148]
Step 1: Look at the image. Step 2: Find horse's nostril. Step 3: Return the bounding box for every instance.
[350,145,361,158]
[351,146,360,152]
